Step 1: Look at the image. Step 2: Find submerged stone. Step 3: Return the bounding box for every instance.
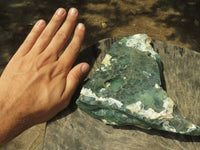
[76,34,200,136]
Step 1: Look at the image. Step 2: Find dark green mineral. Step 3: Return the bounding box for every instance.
[76,34,200,135]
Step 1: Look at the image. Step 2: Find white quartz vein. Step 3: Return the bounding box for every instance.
[102,54,112,67]
[126,34,157,59]
[187,124,197,133]
[163,121,176,133]
[81,88,123,108]
[126,97,174,119]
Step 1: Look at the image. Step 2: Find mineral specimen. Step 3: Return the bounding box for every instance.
[76,34,200,135]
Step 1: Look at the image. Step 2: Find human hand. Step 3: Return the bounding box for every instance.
[0,8,89,145]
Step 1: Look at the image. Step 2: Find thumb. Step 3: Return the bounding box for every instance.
[63,63,90,100]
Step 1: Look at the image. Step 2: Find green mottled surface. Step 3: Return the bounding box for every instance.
[76,34,200,135]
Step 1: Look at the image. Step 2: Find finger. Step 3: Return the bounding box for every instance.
[61,63,89,100]
[16,20,46,57]
[43,8,78,60]
[28,8,66,56]
[58,23,85,69]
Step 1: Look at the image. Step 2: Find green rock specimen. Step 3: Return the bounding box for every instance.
[76,34,200,135]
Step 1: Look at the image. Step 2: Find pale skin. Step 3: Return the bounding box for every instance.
[0,8,89,145]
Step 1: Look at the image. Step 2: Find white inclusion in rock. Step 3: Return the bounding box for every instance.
[102,119,117,125]
[126,34,158,59]
[104,82,110,88]
[81,88,123,108]
[111,122,117,125]
[100,54,112,71]
[154,84,160,89]
[102,119,108,124]
[162,121,176,133]
[100,66,107,72]
[126,101,142,113]
[187,124,197,133]
[102,54,112,67]
[122,114,128,118]
[126,97,174,119]
[143,71,151,78]
[100,88,106,92]
[111,58,117,63]
[118,41,123,45]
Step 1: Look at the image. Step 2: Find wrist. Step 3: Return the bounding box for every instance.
[0,97,29,146]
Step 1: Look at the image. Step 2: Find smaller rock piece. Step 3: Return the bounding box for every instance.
[76,34,200,135]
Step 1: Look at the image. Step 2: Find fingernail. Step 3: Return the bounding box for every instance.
[37,20,45,27]
[77,23,85,30]
[81,64,90,73]
[57,8,65,16]
[69,8,78,16]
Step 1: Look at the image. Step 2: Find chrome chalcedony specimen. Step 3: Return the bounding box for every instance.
[76,34,200,135]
